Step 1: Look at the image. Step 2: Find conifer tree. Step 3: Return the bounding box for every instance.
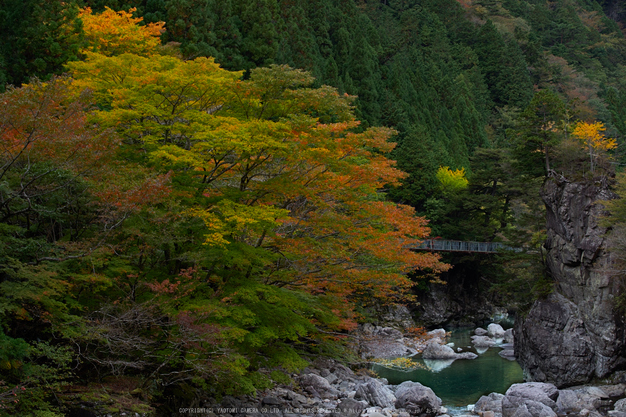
[0,0,82,88]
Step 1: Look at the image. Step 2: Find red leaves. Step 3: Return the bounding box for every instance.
[0,78,119,179]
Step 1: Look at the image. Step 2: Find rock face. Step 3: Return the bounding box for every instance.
[516,176,626,387]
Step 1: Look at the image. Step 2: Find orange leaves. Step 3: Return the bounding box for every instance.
[79,7,165,57]
[93,170,172,217]
[0,77,119,180]
[67,53,448,332]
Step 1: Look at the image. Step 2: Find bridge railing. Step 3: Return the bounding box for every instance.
[412,239,514,253]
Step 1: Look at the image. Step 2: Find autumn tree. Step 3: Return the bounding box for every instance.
[67,51,448,392]
[572,121,617,174]
[78,6,165,56]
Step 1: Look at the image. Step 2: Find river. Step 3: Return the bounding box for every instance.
[372,327,523,414]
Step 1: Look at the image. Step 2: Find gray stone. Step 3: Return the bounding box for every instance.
[428,328,446,338]
[422,339,477,361]
[335,398,365,417]
[488,323,505,338]
[600,384,626,397]
[474,392,505,414]
[324,373,338,385]
[299,373,340,400]
[472,335,496,348]
[573,386,608,411]
[374,326,403,339]
[379,305,415,329]
[261,396,282,406]
[504,328,514,344]
[331,363,356,382]
[355,378,396,408]
[609,411,626,417]
[556,389,579,414]
[363,323,376,334]
[501,383,558,417]
[395,381,442,416]
[499,349,515,360]
[475,327,488,336]
[510,404,533,417]
[422,340,457,360]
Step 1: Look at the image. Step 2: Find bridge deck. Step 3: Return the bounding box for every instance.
[411,239,511,253]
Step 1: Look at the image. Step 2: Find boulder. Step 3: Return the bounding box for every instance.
[299,373,340,399]
[335,398,366,417]
[488,323,505,338]
[499,349,515,360]
[427,329,447,344]
[556,389,579,414]
[331,363,357,383]
[573,386,609,411]
[422,340,478,361]
[504,328,514,344]
[355,378,396,408]
[457,352,478,360]
[422,340,457,360]
[472,335,496,348]
[474,392,505,414]
[501,382,559,417]
[395,381,442,416]
[261,396,282,406]
[475,327,488,336]
[555,385,609,414]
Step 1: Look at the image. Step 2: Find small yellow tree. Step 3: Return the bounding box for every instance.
[572,121,617,174]
[436,166,469,195]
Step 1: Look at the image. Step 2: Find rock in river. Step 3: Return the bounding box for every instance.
[395,381,442,416]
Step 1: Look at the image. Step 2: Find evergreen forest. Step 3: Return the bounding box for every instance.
[2,0,626,415]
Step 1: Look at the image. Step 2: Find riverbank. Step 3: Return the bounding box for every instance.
[200,356,626,417]
[196,322,626,417]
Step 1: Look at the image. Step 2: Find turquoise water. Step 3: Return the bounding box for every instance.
[372,328,523,409]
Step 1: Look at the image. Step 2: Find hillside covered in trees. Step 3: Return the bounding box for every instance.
[2,0,626,415]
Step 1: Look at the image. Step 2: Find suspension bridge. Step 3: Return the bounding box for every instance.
[411,239,517,253]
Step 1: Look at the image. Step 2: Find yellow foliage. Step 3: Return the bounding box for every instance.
[572,121,616,173]
[79,7,165,56]
[572,121,616,152]
[374,357,425,371]
[436,166,469,194]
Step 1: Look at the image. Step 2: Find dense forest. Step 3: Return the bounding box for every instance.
[2,0,626,415]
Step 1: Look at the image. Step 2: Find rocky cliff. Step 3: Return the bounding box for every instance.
[415,261,504,327]
[515,174,626,387]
